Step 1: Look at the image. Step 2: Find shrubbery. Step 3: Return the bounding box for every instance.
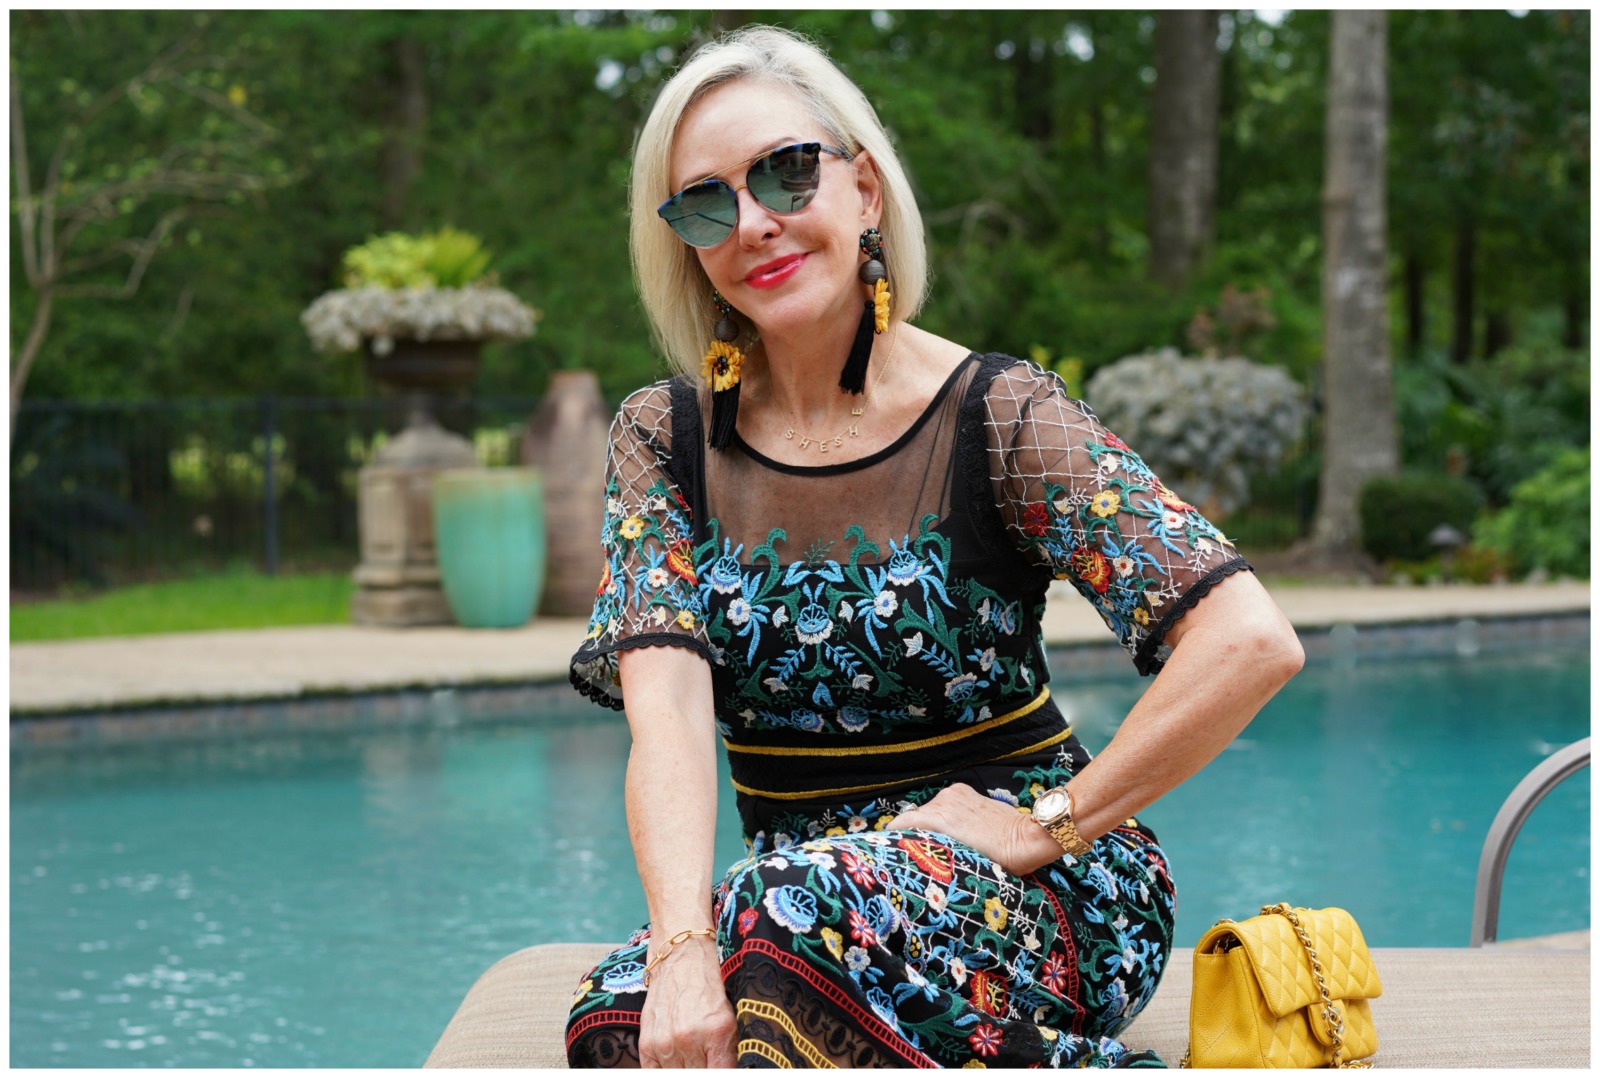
[1358,472,1485,565]
[1084,347,1309,517]
[1472,447,1590,579]
[1393,341,1589,505]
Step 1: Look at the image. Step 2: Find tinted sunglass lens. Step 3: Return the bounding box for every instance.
[748,145,821,214]
[661,181,737,248]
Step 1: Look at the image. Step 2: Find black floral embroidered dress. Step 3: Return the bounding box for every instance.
[566,354,1250,1068]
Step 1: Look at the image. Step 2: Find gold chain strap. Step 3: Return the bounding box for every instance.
[1180,907,1373,1069]
[641,927,716,987]
[1264,903,1372,1069]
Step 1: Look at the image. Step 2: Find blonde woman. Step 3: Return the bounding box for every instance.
[566,25,1302,1068]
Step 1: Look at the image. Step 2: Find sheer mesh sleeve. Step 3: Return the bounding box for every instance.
[985,359,1253,676]
[569,381,711,710]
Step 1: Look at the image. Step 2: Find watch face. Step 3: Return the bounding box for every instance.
[1035,789,1068,821]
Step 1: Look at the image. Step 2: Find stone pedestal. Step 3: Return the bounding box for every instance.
[352,409,479,627]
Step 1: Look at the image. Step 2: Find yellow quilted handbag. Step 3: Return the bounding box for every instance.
[1183,903,1382,1068]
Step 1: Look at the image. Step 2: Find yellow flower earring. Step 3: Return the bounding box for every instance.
[841,228,891,394]
[705,290,744,450]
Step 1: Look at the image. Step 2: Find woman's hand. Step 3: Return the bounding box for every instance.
[638,934,737,1068]
[887,783,1065,878]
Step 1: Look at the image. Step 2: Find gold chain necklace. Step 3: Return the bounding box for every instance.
[782,325,902,454]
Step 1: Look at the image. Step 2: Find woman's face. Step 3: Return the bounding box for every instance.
[669,78,881,345]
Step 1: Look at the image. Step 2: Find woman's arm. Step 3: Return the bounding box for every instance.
[890,570,1304,874]
[618,643,737,1068]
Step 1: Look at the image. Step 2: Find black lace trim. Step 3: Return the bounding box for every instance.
[1132,557,1255,677]
[568,633,716,712]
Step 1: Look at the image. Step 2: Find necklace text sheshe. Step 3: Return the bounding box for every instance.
[782,325,902,453]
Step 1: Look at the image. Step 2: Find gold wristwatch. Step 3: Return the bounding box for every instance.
[1030,785,1091,856]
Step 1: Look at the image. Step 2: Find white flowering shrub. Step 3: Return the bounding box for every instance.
[1085,347,1308,516]
[300,283,539,355]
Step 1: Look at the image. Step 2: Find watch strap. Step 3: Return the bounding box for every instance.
[1041,812,1091,857]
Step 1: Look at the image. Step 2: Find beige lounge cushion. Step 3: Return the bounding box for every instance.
[425,942,1590,1068]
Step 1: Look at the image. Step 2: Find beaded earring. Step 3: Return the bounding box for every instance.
[704,290,743,450]
[840,227,891,395]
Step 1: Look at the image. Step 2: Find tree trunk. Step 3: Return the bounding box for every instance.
[380,34,428,230]
[10,289,53,445]
[1309,10,1397,555]
[1148,10,1221,290]
[1484,307,1512,357]
[1089,97,1109,258]
[1450,217,1475,363]
[1562,259,1586,349]
[1015,37,1053,142]
[1403,252,1425,358]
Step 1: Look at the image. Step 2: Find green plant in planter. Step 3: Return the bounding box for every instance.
[342,228,494,289]
[300,228,538,354]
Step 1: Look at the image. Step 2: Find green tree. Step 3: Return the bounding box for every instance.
[9,11,288,433]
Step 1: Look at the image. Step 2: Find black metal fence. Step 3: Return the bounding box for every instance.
[12,395,1320,593]
[11,396,543,591]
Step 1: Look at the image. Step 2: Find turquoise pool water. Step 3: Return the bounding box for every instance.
[11,643,1589,1067]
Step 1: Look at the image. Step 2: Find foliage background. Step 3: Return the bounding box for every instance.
[10,10,1590,587]
[13,10,1587,397]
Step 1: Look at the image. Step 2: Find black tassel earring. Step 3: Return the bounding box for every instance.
[841,227,891,395]
[704,290,743,450]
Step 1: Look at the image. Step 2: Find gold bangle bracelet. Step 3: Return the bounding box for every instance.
[641,927,716,987]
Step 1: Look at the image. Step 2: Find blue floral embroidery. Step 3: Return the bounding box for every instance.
[694,514,1036,735]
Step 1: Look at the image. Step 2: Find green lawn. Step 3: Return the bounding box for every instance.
[10,570,355,641]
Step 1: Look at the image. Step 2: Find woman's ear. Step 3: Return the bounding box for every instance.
[852,149,885,223]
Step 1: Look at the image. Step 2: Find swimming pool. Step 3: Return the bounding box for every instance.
[11,641,1589,1067]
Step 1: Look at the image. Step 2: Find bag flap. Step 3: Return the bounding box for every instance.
[1307,996,1379,1051]
[1227,907,1383,1018]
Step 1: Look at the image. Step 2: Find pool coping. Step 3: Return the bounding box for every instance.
[9,581,1589,748]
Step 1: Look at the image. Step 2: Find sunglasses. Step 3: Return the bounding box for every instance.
[658,142,853,248]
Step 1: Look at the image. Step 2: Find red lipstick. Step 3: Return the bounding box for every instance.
[745,253,806,289]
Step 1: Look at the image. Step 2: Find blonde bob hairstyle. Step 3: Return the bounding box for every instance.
[629,25,929,383]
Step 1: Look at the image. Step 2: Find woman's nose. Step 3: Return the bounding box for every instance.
[732,185,779,246]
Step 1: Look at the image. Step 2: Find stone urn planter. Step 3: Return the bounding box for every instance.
[347,337,485,627]
[298,229,541,627]
[364,338,483,396]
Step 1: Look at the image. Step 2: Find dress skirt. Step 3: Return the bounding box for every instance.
[565,741,1175,1068]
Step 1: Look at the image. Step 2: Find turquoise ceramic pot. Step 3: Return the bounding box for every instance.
[431,467,547,629]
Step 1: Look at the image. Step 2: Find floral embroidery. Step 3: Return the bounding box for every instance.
[569,745,1176,1065]
[580,473,703,652]
[690,515,1037,734]
[567,358,1242,1066]
[1088,489,1121,518]
[1016,433,1240,661]
[968,1023,1003,1056]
